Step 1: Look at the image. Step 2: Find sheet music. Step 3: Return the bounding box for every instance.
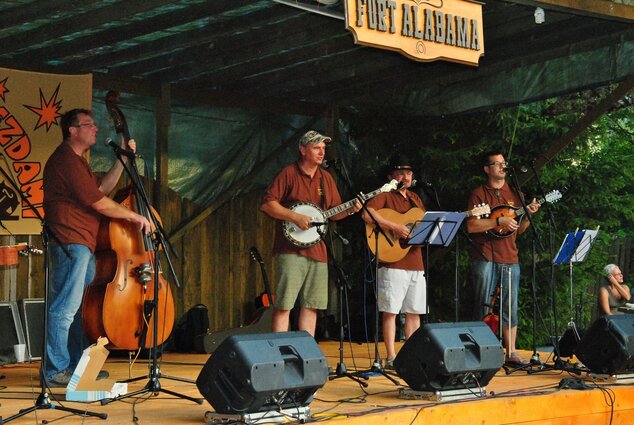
[407,211,464,247]
[553,229,599,264]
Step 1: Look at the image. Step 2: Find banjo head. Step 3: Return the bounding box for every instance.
[283,202,327,248]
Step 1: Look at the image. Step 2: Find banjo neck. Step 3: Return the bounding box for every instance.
[322,186,386,219]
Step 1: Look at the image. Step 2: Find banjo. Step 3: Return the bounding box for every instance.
[283,179,399,248]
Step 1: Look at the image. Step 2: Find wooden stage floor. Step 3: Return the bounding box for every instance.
[1,341,633,424]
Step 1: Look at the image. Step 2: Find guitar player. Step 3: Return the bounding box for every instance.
[466,151,540,365]
[362,153,426,369]
[260,130,360,337]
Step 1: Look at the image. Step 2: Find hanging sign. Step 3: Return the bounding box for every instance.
[345,0,484,66]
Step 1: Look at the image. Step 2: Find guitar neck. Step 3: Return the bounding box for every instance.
[259,263,273,296]
[322,187,385,219]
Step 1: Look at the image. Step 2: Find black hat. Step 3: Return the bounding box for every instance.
[387,153,414,171]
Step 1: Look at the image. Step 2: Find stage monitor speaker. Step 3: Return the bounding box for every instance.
[575,315,634,375]
[196,331,328,414]
[394,321,504,392]
[0,301,26,364]
[19,298,45,360]
[558,327,585,358]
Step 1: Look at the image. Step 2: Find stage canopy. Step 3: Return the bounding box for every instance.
[0,0,632,211]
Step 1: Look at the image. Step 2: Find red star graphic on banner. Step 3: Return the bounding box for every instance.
[25,84,63,131]
[0,77,8,101]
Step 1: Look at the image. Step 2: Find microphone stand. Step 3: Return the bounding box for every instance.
[0,158,106,423]
[353,194,400,386]
[100,149,203,406]
[503,167,547,374]
[318,228,368,387]
[523,164,579,375]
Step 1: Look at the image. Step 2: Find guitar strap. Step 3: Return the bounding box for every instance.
[319,169,326,209]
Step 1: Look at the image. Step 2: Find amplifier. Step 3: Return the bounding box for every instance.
[19,298,45,361]
[0,301,25,364]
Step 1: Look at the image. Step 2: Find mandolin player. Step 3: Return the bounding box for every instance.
[466,151,540,365]
[260,130,360,337]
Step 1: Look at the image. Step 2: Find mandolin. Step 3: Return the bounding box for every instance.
[486,188,564,238]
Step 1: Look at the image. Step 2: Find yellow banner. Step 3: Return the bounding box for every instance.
[0,67,92,235]
[345,0,484,66]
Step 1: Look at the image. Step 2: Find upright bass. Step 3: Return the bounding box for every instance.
[82,90,175,350]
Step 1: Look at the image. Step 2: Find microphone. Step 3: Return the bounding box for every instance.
[502,165,514,173]
[105,138,139,158]
[396,181,405,190]
[410,179,433,188]
[333,230,349,246]
[519,165,529,173]
[322,159,339,169]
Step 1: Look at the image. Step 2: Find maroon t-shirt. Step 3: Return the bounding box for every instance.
[367,190,425,271]
[467,182,523,264]
[261,162,342,263]
[43,142,104,252]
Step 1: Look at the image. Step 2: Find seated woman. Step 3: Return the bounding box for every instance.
[598,264,631,316]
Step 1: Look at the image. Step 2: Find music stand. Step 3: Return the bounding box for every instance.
[553,228,599,355]
[408,211,464,323]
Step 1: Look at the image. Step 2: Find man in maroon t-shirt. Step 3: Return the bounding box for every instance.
[43,108,150,387]
[466,151,539,364]
[260,130,360,337]
[363,153,426,368]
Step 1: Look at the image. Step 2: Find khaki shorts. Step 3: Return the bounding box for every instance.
[274,254,328,310]
[377,267,427,314]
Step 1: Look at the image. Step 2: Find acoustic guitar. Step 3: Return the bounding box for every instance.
[250,246,274,309]
[0,243,42,266]
[486,188,563,238]
[366,204,490,263]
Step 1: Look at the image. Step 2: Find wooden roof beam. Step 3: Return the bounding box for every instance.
[518,72,634,185]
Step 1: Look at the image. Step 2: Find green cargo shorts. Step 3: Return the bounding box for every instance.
[274,254,328,310]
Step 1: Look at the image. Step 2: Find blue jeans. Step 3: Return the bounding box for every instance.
[472,260,520,327]
[45,244,95,379]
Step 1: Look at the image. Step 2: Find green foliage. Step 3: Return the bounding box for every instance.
[337,89,634,349]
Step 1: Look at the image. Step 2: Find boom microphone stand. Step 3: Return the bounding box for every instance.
[0,158,106,423]
[100,149,202,406]
[318,228,368,387]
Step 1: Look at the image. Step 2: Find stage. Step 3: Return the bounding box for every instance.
[1,341,633,424]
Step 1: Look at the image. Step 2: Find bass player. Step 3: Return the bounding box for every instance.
[467,151,540,365]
